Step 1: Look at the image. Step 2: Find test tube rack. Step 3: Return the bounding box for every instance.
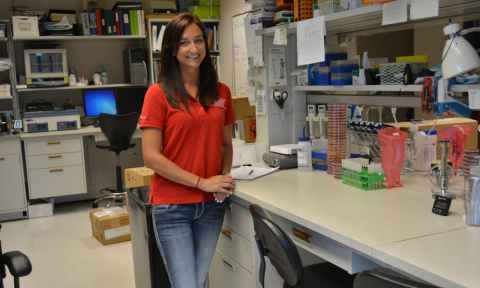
[341,168,386,191]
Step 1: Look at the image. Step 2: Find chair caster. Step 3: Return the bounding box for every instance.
[92,202,98,209]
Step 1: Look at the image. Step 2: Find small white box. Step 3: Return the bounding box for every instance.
[290,69,308,86]
[28,198,53,218]
[12,16,39,37]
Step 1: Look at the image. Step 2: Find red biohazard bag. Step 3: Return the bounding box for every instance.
[378,127,408,189]
[439,125,473,170]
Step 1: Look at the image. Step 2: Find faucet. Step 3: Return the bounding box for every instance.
[365,106,382,124]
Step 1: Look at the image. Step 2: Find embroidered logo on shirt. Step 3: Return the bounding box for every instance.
[210,98,226,109]
[140,116,147,119]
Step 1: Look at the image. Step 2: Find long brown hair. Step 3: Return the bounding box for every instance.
[160,13,219,113]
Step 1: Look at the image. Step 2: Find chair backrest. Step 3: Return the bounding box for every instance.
[354,270,440,288]
[249,204,304,287]
[99,112,138,152]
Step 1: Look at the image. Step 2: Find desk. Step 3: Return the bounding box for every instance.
[18,125,144,203]
[224,167,477,288]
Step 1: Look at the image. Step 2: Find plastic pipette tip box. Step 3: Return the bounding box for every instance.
[341,168,386,191]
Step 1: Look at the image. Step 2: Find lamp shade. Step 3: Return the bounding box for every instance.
[442,23,480,79]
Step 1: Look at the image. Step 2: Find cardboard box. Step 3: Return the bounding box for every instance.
[12,16,39,37]
[125,167,154,188]
[187,6,203,18]
[90,207,131,245]
[232,96,256,143]
[384,118,478,159]
[28,198,53,218]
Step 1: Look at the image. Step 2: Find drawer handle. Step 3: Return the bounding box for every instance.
[49,154,62,158]
[50,168,63,172]
[0,156,4,160]
[292,228,312,248]
[48,141,61,145]
[221,228,233,241]
[222,257,234,272]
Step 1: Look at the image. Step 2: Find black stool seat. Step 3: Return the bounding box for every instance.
[284,262,356,288]
[2,251,32,278]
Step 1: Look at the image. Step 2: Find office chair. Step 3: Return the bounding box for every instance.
[249,204,356,288]
[0,224,32,288]
[354,270,440,288]
[92,112,138,208]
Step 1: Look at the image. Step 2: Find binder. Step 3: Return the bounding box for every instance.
[129,10,137,35]
[100,9,107,35]
[95,9,103,35]
[121,10,131,35]
[78,13,90,36]
[156,25,166,51]
[114,10,121,35]
[136,10,142,36]
[140,10,145,36]
[105,10,115,35]
[89,12,97,35]
[152,25,157,51]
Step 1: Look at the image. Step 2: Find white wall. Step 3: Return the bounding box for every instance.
[219,0,251,92]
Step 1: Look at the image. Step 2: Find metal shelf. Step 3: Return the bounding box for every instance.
[17,83,147,92]
[148,18,220,23]
[296,84,478,92]
[13,35,146,42]
[0,95,13,99]
[256,0,480,36]
[306,94,421,108]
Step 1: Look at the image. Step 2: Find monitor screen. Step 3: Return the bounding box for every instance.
[117,87,148,115]
[83,89,117,117]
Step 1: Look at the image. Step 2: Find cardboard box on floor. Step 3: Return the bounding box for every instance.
[384,118,478,159]
[125,167,154,189]
[90,207,131,245]
[232,96,256,143]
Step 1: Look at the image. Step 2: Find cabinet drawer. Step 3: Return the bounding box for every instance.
[217,226,254,273]
[29,165,86,198]
[223,200,253,242]
[26,138,82,156]
[0,138,21,155]
[209,249,253,288]
[270,214,350,273]
[28,152,83,170]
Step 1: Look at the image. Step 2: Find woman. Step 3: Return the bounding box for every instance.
[140,13,236,288]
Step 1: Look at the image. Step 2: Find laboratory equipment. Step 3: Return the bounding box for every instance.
[421,21,480,119]
[331,73,352,85]
[432,195,452,216]
[307,105,316,140]
[83,88,118,118]
[124,48,147,84]
[21,110,81,133]
[327,103,347,175]
[414,130,437,172]
[378,127,407,188]
[341,159,385,190]
[93,72,101,85]
[117,87,148,116]
[78,75,85,86]
[427,141,464,198]
[264,144,298,169]
[403,64,413,84]
[318,46,348,67]
[313,66,331,85]
[330,60,359,73]
[439,125,473,170]
[297,126,312,172]
[24,49,68,85]
[272,89,288,124]
[464,166,480,225]
[270,144,297,155]
[26,99,53,112]
[98,66,108,85]
[69,73,76,86]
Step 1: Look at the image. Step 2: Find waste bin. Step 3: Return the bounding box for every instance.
[127,186,171,288]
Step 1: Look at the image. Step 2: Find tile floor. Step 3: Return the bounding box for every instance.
[1,201,135,288]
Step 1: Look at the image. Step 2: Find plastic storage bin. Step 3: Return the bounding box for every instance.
[331,60,359,73]
[331,73,352,85]
[314,67,331,85]
[318,47,348,67]
[126,186,171,288]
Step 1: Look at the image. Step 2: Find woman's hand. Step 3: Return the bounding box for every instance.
[198,175,236,203]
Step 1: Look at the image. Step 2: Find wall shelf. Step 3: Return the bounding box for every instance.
[13,35,146,42]
[255,0,480,37]
[295,84,478,93]
[306,94,421,107]
[16,83,147,93]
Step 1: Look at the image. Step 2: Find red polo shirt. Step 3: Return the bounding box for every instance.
[140,83,235,205]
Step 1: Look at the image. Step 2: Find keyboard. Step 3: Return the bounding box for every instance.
[93,122,100,128]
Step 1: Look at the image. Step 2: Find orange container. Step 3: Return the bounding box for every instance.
[294,0,315,21]
[275,0,294,10]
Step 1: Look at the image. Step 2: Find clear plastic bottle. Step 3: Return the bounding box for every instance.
[297,126,313,172]
[98,66,108,85]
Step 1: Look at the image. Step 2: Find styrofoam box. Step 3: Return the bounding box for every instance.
[12,16,39,37]
[28,198,53,218]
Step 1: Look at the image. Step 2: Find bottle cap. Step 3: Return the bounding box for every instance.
[424,129,437,136]
[299,125,309,141]
[404,64,411,72]
[409,125,419,133]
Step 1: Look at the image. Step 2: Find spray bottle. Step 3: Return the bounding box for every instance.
[98,66,108,85]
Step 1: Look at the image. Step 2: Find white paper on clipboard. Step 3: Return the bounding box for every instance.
[410,0,439,20]
[382,0,407,25]
[269,47,287,86]
[296,16,325,66]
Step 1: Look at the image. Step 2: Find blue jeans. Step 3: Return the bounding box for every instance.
[152,199,226,288]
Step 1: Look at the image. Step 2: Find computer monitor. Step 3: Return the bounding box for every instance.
[83,88,117,117]
[117,87,148,116]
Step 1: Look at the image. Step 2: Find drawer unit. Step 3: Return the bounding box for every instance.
[0,138,21,155]
[270,214,351,273]
[209,249,254,288]
[0,154,26,212]
[28,165,86,198]
[28,152,83,170]
[217,226,254,273]
[26,138,82,156]
[224,200,253,242]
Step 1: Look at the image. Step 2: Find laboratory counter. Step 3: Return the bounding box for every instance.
[230,165,478,288]
[18,124,142,141]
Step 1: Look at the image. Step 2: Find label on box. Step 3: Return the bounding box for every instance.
[94,207,127,218]
[104,225,130,240]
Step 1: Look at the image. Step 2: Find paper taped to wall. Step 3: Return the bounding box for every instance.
[297,16,325,66]
[410,0,439,20]
[382,0,407,25]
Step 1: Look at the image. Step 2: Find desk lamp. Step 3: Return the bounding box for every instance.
[422,21,480,118]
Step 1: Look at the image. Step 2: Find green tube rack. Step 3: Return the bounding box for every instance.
[342,168,386,191]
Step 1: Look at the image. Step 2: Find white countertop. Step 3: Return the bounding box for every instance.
[232,165,477,287]
[19,125,142,140]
